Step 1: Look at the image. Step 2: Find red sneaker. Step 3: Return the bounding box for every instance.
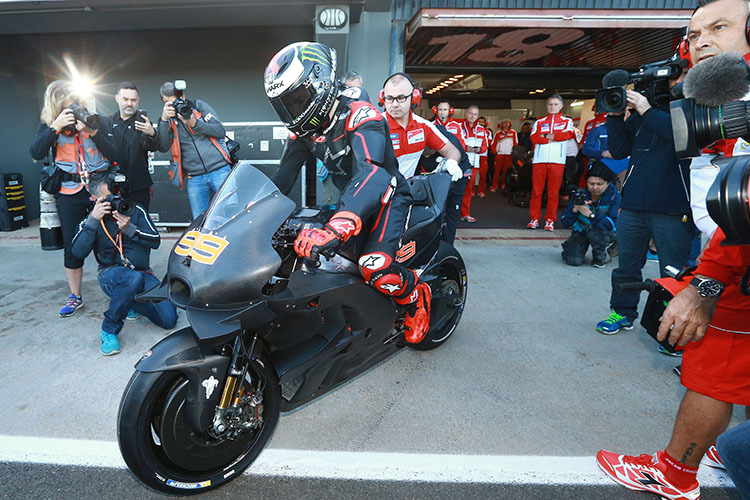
[403,282,431,344]
[478,192,486,198]
[701,444,724,470]
[526,219,539,229]
[596,450,700,500]
[544,219,555,231]
[460,215,477,223]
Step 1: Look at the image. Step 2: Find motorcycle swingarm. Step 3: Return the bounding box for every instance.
[135,327,231,432]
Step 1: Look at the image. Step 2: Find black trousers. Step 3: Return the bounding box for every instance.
[561,227,615,266]
[442,177,467,245]
[56,189,93,269]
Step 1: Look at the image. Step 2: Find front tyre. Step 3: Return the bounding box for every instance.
[117,357,280,494]
[409,249,467,351]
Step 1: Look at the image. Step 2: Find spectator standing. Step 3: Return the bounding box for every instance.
[594,78,692,335]
[527,94,575,231]
[517,121,533,152]
[97,82,159,210]
[157,82,232,219]
[29,80,115,317]
[490,119,517,192]
[560,162,620,267]
[71,170,177,355]
[459,105,489,222]
[343,71,363,88]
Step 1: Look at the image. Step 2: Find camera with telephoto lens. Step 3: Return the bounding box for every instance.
[706,155,750,245]
[103,172,135,217]
[170,79,193,120]
[670,99,750,158]
[570,187,587,206]
[595,56,686,114]
[62,102,100,134]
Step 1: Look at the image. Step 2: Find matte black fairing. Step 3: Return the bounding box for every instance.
[166,165,296,309]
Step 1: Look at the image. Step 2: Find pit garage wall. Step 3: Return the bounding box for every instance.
[0,25,311,221]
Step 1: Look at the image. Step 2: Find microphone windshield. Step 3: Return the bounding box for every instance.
[684,52,750,106]
[602,69,630,88]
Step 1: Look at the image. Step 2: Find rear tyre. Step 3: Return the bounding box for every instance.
[117,356,280,494]
[408,249,467,351]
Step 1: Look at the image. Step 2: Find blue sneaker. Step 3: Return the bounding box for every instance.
[646,249,659,262]
[657,344,683,357]
[596,310,635,335]
[125,309,140,321]
[59,294,83,317]
[100,331,121,356]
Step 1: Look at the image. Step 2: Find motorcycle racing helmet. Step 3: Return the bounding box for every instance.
[264,42,338,137]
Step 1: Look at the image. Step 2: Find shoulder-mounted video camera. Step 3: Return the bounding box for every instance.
[170,79,194,120]
[595,56,687,114]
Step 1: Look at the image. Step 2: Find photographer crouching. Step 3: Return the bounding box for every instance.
[71,170,177,356]
[560,162,620,268]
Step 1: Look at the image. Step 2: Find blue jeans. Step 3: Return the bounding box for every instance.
[717,420,750,499]
[610,209,693,319]
[98,266,178,335]
[186,165,231,219]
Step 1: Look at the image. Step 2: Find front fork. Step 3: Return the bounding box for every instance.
[211,332,260,438]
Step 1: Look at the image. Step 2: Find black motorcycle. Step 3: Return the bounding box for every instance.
[117,163,467,494]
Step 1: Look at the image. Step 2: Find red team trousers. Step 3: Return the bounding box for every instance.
[530,162,564,222]
[492,154,512,191]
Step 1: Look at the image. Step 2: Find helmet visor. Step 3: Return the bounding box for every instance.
[271,84,315,125]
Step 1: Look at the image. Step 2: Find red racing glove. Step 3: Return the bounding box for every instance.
[294,211,362,261]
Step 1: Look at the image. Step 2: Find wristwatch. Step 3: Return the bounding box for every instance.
[588,212,596,220]
[689,276,725,297]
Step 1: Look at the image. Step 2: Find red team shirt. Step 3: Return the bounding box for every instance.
[386,111,449,179]
[460,120,489,168]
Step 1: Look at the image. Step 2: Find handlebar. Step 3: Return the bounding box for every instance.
[617,280,657,293]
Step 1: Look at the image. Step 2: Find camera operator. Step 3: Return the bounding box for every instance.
[157,81,232,219]
[594,71,693,335]
[70,170,177,356]
[560,162,620,268]
[96,82,159,211]
[29,80,116,318]
[596,2,750,498]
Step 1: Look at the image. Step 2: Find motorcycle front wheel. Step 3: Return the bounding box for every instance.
[117,357,280,494]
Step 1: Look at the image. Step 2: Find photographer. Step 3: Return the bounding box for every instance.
[157,81,232,219]
[70,170,177,356]
[560,162,620,268]
[29,80,115,318]
[595,73,693,335]
[97,82,160,210]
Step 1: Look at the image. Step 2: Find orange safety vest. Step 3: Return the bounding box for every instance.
[168,110,231,190]
[55,131,110,195]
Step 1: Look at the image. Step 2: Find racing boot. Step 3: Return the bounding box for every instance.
[398,282,431,343]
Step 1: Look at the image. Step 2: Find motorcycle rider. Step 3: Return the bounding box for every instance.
[264,42,432,344]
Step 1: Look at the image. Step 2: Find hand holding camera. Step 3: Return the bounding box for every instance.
[91,197,112,221]
[111,211,131,231]
[52,109,76,133]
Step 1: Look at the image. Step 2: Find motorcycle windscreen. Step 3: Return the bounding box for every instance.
[203,164,281,231]
[168,163,296,308]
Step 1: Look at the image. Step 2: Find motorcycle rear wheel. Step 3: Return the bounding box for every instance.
[117,357,280,494]
[408,251,467,351]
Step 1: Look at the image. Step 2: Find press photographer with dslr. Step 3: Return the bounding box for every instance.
[594,54,693,336]
[30,80,115,318]
[70,170,177,356]
[559,162,620,268]
[596,1,750,497]
[157,81,232,219]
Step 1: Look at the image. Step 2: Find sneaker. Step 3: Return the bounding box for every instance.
[544,219,554,231]
[460,215,477,223]
[673,364,682,376]
[701,444,725,470]
[100,331,121,356]
[402,282,431,344]
[125,309,140,321]
[592,260,606,269]
[490,188,497,193]
[647,249,659,262]
[527,219,539,229]
[478,192,486,198]
[596,310,635,335]
[597,450,700,500]
[657,344,683,357]
[59,294,83,317]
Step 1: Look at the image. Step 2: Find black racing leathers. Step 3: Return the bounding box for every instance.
[273,87,419,303]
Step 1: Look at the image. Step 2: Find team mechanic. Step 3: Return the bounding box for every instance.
[459,106,489,222]
[264,42,432,343]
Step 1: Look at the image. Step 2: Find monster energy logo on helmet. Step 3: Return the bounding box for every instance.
[299,45,330,66]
